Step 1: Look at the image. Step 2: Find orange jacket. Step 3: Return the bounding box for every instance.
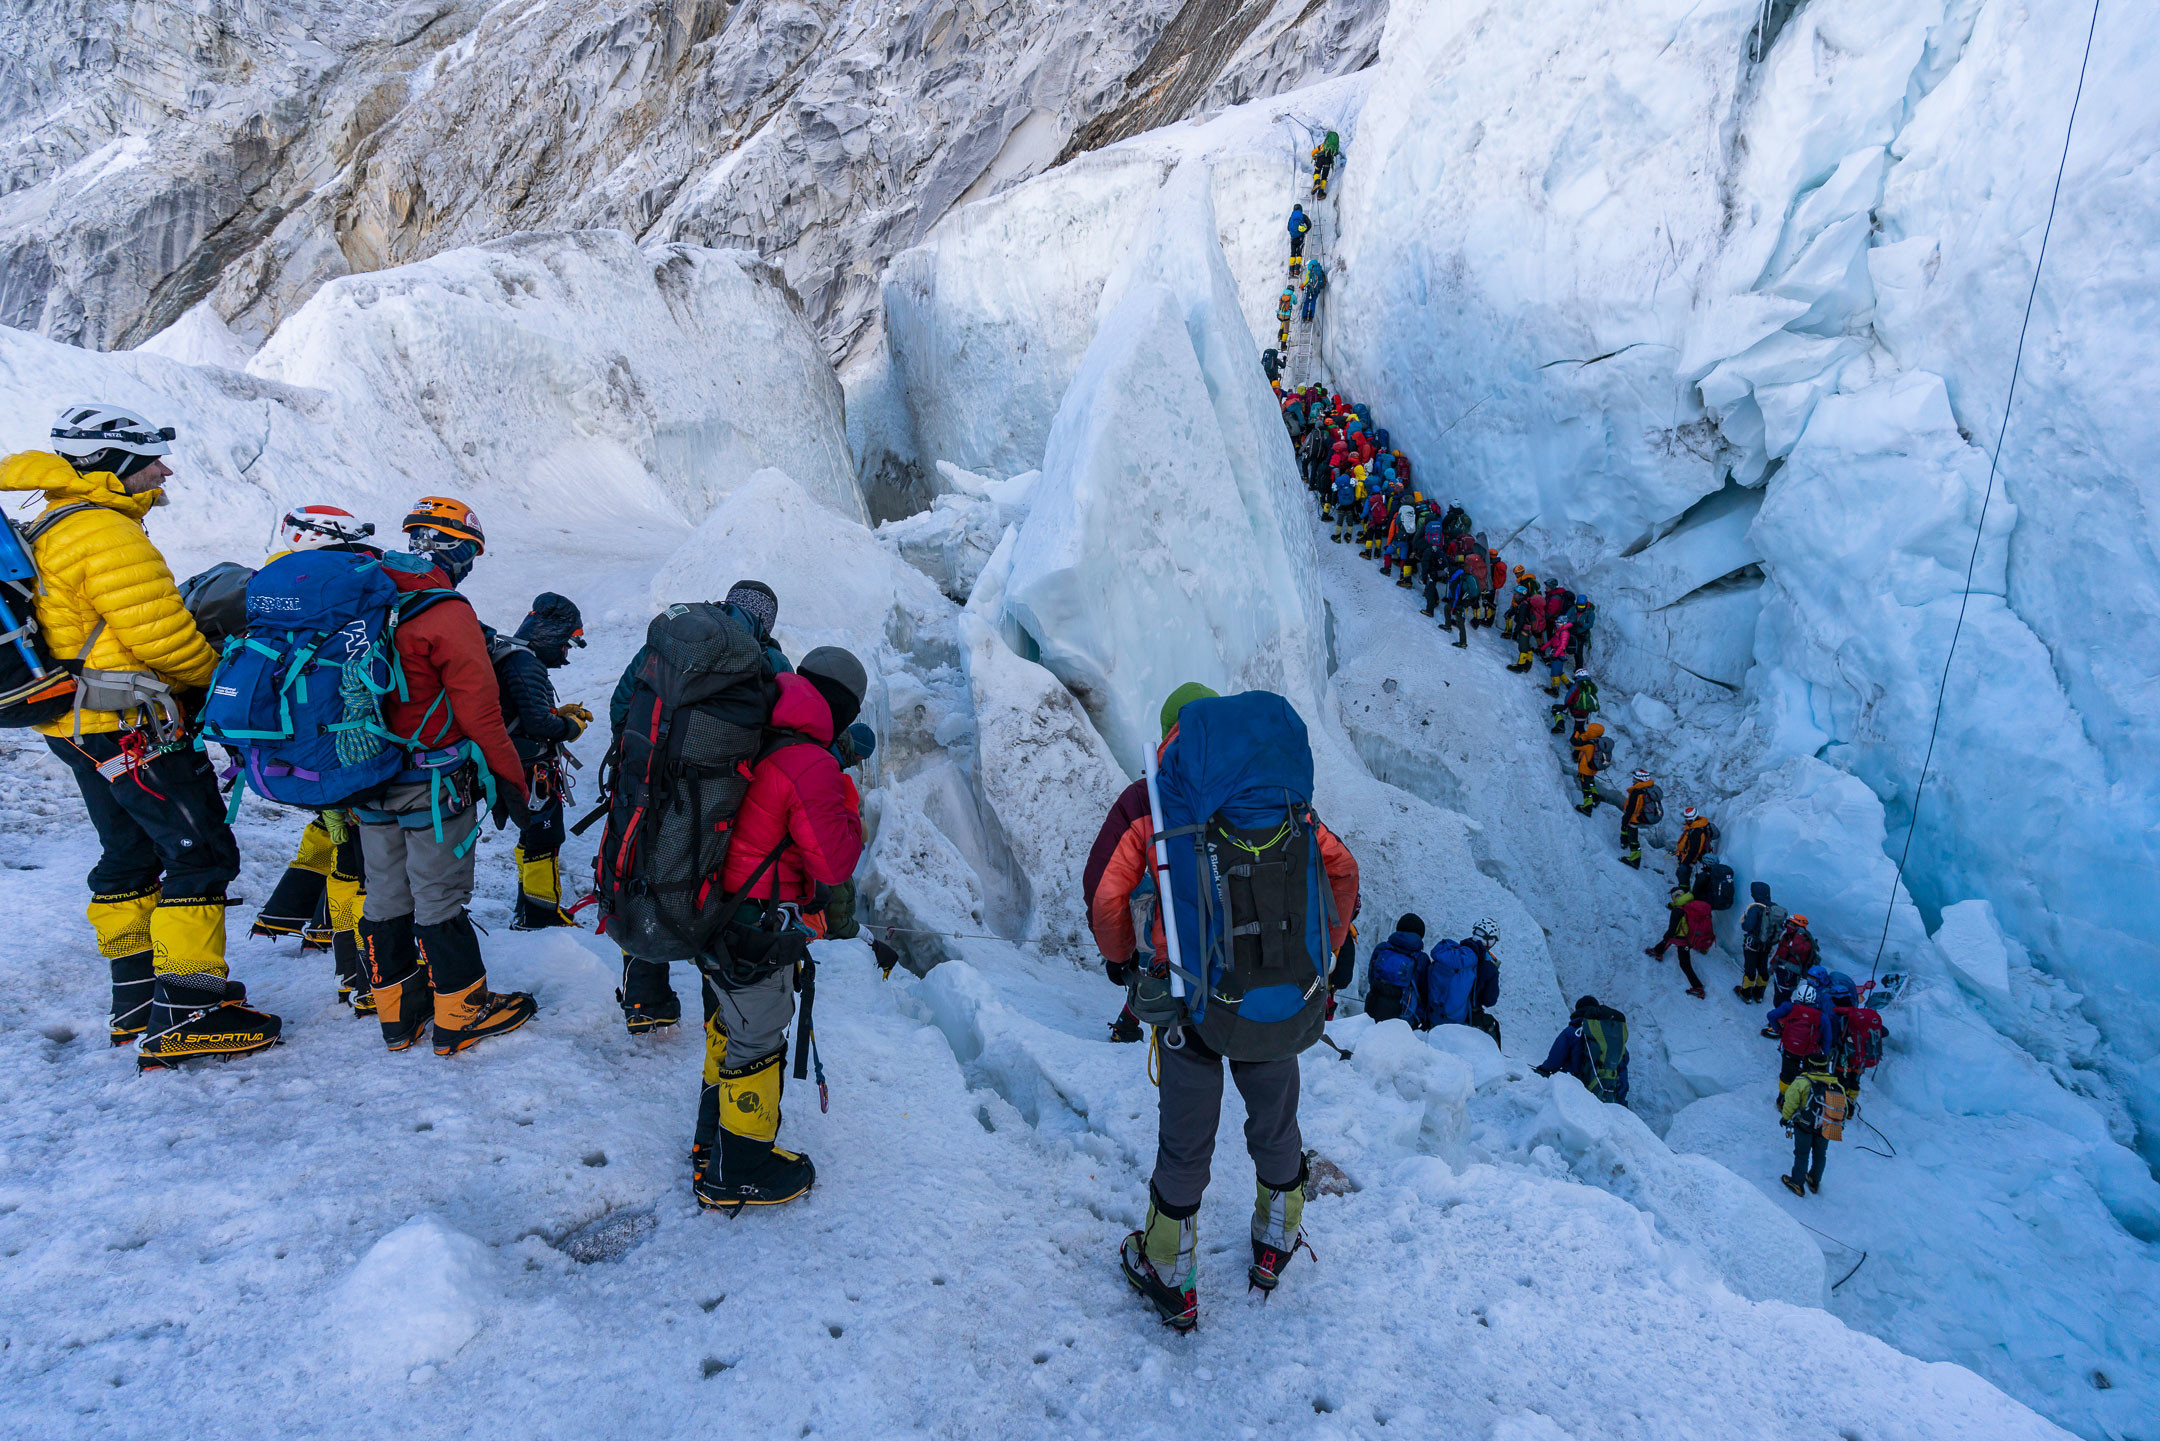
[1088,739,1359,966]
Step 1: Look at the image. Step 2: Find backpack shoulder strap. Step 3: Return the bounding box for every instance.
[23,501,101,544]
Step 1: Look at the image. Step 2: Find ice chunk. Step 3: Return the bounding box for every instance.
[329,1217,500,1372]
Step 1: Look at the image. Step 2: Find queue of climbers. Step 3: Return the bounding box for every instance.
[1262,192,1895,1203]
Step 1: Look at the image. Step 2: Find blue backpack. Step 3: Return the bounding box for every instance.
[1421,519,1446,550]
[1366,936,1423,1021]
[1155,692,1338,1062]
[201,550,461,814]
[1421,940,1479,1027]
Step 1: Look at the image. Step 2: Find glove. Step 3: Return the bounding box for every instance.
[1104,959,1134,988]
[803,882,832,916]
[554,703,592,740]
[871,939,899,978]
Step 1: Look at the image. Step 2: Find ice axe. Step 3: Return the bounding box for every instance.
[1317,1034,1353,1061]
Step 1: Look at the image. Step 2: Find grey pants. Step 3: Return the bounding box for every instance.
[359,789,478,926]
[709,967,795,1067]
[1152,1040,1303,1210]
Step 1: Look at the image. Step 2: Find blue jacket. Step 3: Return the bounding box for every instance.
[1540,1021,1630,1103]
[1333,476,1357,506]
[1288,208,1310,237]
[1304,259,1327,291]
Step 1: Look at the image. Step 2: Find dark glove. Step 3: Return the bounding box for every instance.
[870,939,899,978]
[1104,959,1134,988]
[802,882,832,916]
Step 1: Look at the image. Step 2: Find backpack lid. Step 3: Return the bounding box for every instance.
[244,549,397,632]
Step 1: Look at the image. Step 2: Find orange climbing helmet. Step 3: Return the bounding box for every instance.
[403,495,485,553]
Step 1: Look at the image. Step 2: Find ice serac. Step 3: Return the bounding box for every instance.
[249,232,864,528]
[999,161,1326,775]
[1328,0,2160,1172]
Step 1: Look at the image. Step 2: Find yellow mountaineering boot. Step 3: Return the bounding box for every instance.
[89,885,157,1044]
[697,1050,815,1212]
[510,846,578,930]
[139,899,282,1071]
[1249,1161,1311,1292]
[251,819,334,940]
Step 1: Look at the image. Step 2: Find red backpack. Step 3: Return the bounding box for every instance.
[1779,1003,1827,1057]
[1837,1006,1886,1070]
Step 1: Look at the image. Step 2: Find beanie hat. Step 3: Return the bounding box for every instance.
[798,646,868,732]
[1395,913,1425,939]
[1159,681,1218,740]
[1573,995,1601,1018]
[1750,881,1771,904]
[724,581,779,639]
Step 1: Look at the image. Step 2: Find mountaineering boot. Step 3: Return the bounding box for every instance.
[1108,1008,1143,1044]
[251,821,336,940]
[109,950,155,1044]
[1121,1187,1199,1331]
[1780,1174,1806,1198]
[334,929,375,1015]
[1420,605,1436,617]
[1621,849,1642,869]
[417,911,537,1055]
[617,955,682,1034]
[696,1051,814,1211]
[360,914,431,1049]
[137,973,283,1071]
[509,846,577,930]
[692,986,729,1182]
[1249,1162,1310,1294]
[89,886,159,1044]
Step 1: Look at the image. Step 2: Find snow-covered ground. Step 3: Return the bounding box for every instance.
[5,5,2158,1435]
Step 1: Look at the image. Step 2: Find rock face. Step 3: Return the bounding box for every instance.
[0,0,1386,358]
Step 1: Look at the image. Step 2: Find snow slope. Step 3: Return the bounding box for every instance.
[0,209,2068,1438]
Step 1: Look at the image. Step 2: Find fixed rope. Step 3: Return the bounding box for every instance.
[1868,0,2102,980]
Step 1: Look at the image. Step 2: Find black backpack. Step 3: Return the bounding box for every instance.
[1698,859,1736,910]
[1592,735,1616,772]
[593,604,772,962]
[177,561,257,648]
[1636,785,1664,826]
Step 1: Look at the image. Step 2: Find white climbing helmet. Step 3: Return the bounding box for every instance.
[278,503,374,552]
[1682,806,1699,821]
[1472,917,1500,947]
[50,401,174,467]
[1632,769,1653,783]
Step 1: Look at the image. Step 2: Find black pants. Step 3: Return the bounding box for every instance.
[1290,234,1306,258]
[49,735,240,902]
[1790,1125,1827,1187]
[1741,944,1770,994]
[1675,862,1696,892]
[1444,604,1469,646]
[1772,966,1800,1008]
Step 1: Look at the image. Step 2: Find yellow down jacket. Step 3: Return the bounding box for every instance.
[1,451,218,737]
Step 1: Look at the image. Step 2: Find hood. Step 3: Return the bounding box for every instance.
[1382,930,1425,953]
[770,671,836,745]
[1751,881,1771,904]
[1,451,158,520]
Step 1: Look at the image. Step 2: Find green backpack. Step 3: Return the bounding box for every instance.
[1580,1009,1629,1103]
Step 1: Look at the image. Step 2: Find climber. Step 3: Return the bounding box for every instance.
[247,502,384,1011]
[4,403,275,1065]
[1535,996,1630,1105]
[1478,548,1502,626]
[350,497,536,1057]
[1672,806,1720,893]
[1288,203,1311,257]
[1441,562,1475,648]
[1331,471,1358,541]
[1619,769,1659,868]
[1440,501,1471,540]
[1540,611,1576,694]
[1645,885,1713,997]
[1733,882,1786,1004]
[1570,721,1607,814]
[1455,918,1504,1045]
[1311,131,1339,197]
[694,647,869,1213]
[1780,1059,1848,1197]
[1093,682,1360,1327]
[1276,287,1296,335]
[1551,667,1598,735]
[1503,587,1534,669]
[1364,914,1427,1025]
[1767,914,1818,1016]
[1569,594,1597,662]
[1768,966,1842,1104]
[1261,348,1282,384]
[486,593,592,933]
